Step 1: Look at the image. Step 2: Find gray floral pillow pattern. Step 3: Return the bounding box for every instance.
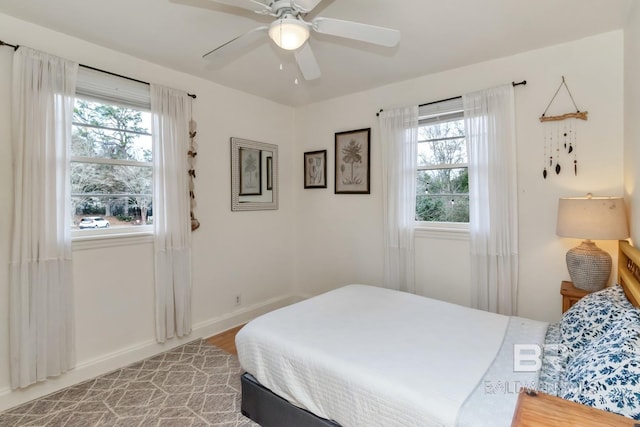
[558,285,640,419]
[538,323,565,396]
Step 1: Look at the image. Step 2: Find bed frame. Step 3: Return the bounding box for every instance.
[241,373,340,427]
[618,240,640,308]
[241,241,640,426]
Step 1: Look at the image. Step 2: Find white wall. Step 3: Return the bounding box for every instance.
[0,13,296,410]
[293,31,625,323]
[625,3,640,244]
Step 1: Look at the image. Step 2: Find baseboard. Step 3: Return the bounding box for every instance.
[0,293,298,412]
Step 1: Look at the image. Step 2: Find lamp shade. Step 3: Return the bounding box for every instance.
[556,195,629,240]
[556,194,629,291]
[268,17,309,50]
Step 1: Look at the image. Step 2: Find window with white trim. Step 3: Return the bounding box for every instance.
[71,68,152,235]
[416,97,469,223]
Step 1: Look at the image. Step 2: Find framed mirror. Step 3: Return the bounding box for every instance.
[231,137,278,211]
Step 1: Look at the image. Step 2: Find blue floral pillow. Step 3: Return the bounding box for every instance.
[560,285,634,360]
[561,312,640,419]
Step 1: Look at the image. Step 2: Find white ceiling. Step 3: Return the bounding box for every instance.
[0,0,632,106]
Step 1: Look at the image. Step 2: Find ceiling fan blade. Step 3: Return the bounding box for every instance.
[294,43,321,80]
[203,26,268,60]
[205,0,270,13]
[292,0,323,13]
[312,17,401,47]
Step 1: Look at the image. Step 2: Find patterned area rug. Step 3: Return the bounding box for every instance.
[0,340,259,426]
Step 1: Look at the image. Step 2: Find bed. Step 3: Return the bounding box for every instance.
[236,240,640,426]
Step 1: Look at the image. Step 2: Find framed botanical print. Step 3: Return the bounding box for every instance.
[335,128,370,194]
[304,150,327,189]
[239,147,262,196]
[230,137,278,211]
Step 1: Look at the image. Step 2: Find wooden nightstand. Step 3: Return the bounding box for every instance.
[560,280,593,313]
[511,390,635,426]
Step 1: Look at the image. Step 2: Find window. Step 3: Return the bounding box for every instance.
[71,68,152,235]
[416,97,469,223]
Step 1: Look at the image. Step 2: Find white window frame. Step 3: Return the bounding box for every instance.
[415,97,469,236]
[71,68,153,243]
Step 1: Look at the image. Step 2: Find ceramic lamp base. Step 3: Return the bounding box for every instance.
[566,240,611,291]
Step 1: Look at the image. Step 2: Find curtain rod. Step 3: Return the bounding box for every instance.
[376,80,527,117]
[0,39,197,99]
[420,95,461,108]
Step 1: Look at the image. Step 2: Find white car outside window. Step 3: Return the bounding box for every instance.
[78,216,110,229]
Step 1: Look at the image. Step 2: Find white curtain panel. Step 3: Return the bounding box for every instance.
[379,106,419,293]
[151,84,192,343]
[9,47,78,388]
[464,84,519,315]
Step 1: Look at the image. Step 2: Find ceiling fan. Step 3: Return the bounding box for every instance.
[201,0,401,80]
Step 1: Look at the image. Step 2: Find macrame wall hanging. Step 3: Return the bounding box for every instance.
[539,76,588,179]
[188,99,200,231]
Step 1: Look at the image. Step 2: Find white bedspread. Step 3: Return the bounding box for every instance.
[457,316,548,426]
[236,284,541,426]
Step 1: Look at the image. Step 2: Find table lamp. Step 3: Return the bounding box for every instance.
[556,194,629,291]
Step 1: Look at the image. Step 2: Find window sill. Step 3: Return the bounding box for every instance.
[414,223,470,241]
[72,229,153,250]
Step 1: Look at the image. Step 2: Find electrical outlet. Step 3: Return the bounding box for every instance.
[235,295,241,306]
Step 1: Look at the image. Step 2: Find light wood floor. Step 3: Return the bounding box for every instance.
[206,324,244,355]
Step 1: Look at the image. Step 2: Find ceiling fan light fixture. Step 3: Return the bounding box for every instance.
[269,17,309,50]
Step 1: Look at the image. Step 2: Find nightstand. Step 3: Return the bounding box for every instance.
[511,389,635,426]
[560,281,593,313]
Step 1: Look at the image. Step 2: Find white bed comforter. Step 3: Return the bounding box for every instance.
[236,284,547,427]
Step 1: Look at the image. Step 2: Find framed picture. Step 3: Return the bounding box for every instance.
[335,128,370,194]
[304,150,327,189]
[231,137,278,211]
[239,147,262,196]
[266,156,273,190]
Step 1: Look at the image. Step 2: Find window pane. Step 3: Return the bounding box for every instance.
[418,119,464,142]
[71,162,152,229]
[416,168,469,222]
[72,99,151,162]
[418,119,466,167]
[72,195,153,229]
